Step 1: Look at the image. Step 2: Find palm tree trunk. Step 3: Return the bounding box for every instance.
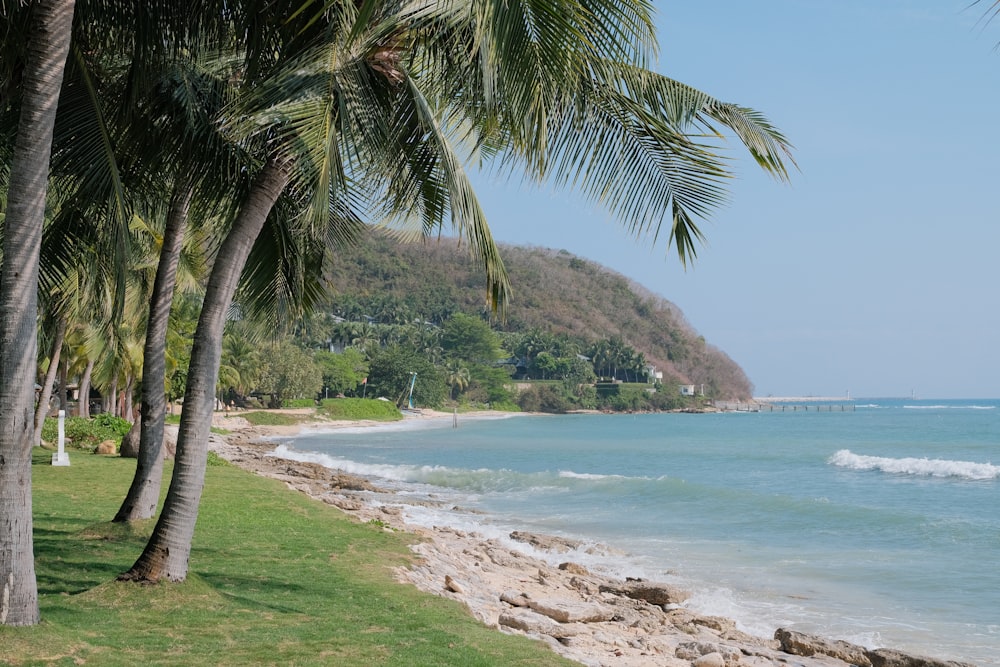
[0,0,76,627]
[78,358,94,417]
[58,359,68,413]
[122,155,292,582]
[33,317,67,446]
[123,375,134,421]
[114,181,193,522]
[105,378,117,417]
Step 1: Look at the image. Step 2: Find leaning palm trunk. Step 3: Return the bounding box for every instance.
[0,0,76,627]
[114,182,193,522]
[121,156,291,581]
[32,317,67,446]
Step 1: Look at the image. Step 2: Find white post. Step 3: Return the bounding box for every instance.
[52,409,70,466]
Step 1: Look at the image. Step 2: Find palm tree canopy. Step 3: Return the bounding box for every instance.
[223,0,792,318]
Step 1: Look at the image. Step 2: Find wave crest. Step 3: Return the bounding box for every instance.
[828,449,1000,480]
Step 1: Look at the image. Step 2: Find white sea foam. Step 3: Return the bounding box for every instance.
[558,470,636,481]
[902,404,996,410]
[828,449,1000,480]
[269,444,567,493]
[269,444,433,481]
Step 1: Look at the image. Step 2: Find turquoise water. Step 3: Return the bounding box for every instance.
[279,399,1000,665]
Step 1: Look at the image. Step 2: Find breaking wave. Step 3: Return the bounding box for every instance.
[828,449,1000,481]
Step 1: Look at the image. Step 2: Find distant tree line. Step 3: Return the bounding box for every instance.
[213,307,698,414]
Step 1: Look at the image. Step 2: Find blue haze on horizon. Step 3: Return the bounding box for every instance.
[469,1,1000,400]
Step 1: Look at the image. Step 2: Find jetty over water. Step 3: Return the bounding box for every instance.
[714,397,857,412]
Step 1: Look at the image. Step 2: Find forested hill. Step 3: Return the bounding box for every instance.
[323,231,753,400]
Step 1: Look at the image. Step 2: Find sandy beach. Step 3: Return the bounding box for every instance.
[205,409,976,667]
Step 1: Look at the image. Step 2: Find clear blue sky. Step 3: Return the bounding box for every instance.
[471,0,1000,399]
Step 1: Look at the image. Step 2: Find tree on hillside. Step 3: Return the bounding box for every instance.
[315,348,368,397]
[444,359,471,400]
[367,346,445,408]
[256,342,322,406]
[442,313,502,364]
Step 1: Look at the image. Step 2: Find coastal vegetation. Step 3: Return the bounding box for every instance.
[1,0,792,627]
[206,232,754,416]
[318,397,405,422]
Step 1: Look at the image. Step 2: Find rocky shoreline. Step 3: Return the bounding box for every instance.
[205,413,977,667]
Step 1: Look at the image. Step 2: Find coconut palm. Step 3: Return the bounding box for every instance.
[445,360,471,400]
[123,0,793,585]
[0,0,240,622]
[0,0,76,627]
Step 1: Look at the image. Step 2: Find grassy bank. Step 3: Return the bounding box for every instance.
[1,449,573,666]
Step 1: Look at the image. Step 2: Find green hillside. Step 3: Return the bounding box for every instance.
[319,231,752,400]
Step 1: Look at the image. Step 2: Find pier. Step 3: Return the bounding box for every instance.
[714,399,856,412]
[756,402,855,412]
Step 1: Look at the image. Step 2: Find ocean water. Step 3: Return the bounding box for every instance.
[275,399,1000,665]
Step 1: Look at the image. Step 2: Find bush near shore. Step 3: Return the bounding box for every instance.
[40,413,131,449]
[1,449,574,666]
[319,397,404,421]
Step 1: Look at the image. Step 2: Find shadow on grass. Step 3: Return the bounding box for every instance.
[196,567,323,615]
[33,522,150,596]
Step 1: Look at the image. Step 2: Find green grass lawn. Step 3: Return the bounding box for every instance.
[1,449,574,666]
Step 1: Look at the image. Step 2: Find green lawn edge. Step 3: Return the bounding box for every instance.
[1,449,576,666]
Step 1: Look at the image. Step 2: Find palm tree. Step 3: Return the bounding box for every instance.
[113,182,196,521]
[113,38,253,523]
[124,0,793,585]
[1,0,234,619]
[445,360,471,400]
[351,323,381,359]
[0,0,76,627]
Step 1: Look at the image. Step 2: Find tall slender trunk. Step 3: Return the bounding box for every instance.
[58,359,68,413]
[33,317,67,446]
[0,0,75,627]
[105,378,117,417]
[114,180,193,522]
[122,375,134,420]
[122,156,292,582]
[78,358,94,417]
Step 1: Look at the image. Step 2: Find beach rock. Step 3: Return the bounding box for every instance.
[322,496,365,511]
[676,642,742,666]
[600,580,691,606]
[162,425,177,458]
[692,652,726,667]
[499,609,581,639]
[444,575,465,594]
[500,590,531,607]
[95,440,117,455]
[568,575,598,595]
[558,562,590,575]
[118,420,140,457]
[528,597,615,624]
[774,628,872,667]
[509,531,582,553]
[486,545,526,568]
[865,648,978,667]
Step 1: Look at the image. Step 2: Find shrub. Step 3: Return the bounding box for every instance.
[487,399,521,412]
[240,411,304,427]
[517,385,572,414]
[318,398,402,421]
[40,414,132,450]
[206,451,229,466]
[282,398,317,408]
